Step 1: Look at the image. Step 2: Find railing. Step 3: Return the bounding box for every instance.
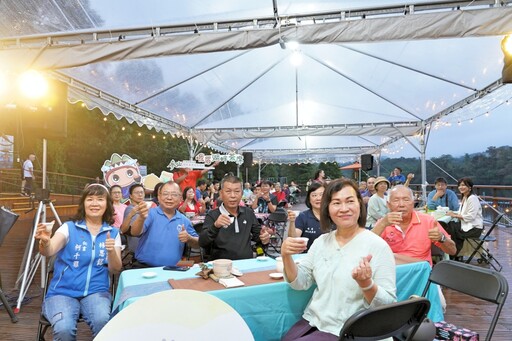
[0,168,94,196]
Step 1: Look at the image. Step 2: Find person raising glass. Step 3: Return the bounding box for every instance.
[34,184,122,340]
[280,179,396,340]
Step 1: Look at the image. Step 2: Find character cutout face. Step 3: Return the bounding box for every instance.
[101,153,142,199]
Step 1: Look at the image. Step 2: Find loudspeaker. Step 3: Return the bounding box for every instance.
[361,154,373,171]
[21,79,68,139]
[242,152,253,168]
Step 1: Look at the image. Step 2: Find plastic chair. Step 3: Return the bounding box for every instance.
[465,213,504,271]
[421,260,508,341]
[339,296,430,341]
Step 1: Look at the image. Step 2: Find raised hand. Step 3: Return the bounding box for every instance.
[178,224,189,243]
[281,237,307,256]
[105,231,115,252]
[259,227,270,245]
[34,223,51,243]
[214,214,232,229]
[428,220,443,242]
[351,254,373,285]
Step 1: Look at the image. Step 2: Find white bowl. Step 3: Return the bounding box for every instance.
[256,256,269,262]
[142,271,157,279]
[269,272,283,279]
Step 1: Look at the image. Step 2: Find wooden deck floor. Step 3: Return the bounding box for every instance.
[1,218,511,340]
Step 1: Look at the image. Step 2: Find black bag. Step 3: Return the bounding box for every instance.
[0,206,19,245]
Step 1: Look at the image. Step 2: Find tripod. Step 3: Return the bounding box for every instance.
[14,198,62,313]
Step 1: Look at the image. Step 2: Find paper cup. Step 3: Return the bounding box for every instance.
[275,257,284,273]
[293,210,301,217]
[146,201,153,209]
[42,221,55,233]
[213,259,233,278]
[296,237,309,247]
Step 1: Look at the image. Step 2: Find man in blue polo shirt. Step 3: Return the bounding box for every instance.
[427,177,460,211]
[130,181,199,267]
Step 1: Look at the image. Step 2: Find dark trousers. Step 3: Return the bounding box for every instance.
[24,177,33,194]
[442,221,482,255]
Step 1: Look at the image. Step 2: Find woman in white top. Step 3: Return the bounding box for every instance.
[280,179,396,340]
[365,176,390,229]
[446,177,483,255]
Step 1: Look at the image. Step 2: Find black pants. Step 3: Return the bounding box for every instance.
[24,177,33,194]
[442,221,482,255]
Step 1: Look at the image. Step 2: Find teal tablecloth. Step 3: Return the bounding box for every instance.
[113,258,442,341]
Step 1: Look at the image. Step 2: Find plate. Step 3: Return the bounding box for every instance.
[142,271,157,279]
[269,272,283,279]
[256,256,269,262]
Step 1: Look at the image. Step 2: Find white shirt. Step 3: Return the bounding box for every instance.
[459,194,483,232]
[23,159,33,178]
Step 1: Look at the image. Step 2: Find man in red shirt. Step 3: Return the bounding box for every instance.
[173,162,220,192]
[372,185,456,265]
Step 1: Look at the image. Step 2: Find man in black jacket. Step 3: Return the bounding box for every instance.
[199,175,270,260]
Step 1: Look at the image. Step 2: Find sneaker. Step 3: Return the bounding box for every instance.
[20,192,28,197]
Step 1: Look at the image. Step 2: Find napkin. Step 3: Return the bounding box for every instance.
[219,277,245,288]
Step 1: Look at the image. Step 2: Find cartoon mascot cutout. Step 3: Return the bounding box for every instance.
[101,153,142,199]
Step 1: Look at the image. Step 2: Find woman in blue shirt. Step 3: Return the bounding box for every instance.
[35,184,122,340]
[289,182,325,250]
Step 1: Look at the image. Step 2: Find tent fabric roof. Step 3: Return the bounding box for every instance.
[1,0,512,164]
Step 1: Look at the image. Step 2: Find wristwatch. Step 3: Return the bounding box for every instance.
[439,234,446,243]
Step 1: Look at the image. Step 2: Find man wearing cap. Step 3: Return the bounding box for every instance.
[427,177,460,211]
[372,185,456,265]
[365,176,390,228]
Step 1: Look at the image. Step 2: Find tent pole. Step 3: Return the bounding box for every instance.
[420,123,428,204]
[258,160,261,182]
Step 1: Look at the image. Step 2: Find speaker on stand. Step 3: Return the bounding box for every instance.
[242,152,253,183]
[361,154,374,171]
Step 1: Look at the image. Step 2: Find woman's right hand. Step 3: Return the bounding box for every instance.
[281,237,307,257]
[34,223,51,243]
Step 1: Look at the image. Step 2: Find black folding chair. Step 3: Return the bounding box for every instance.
[421,260,508,341]
[265,209,288,257]
[465,213,504,271]
[186,223,206,262]
[339,297,430,341]
[37,256,119,340]
[0,206,18,323]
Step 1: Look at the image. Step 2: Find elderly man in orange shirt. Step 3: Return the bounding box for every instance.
[372,185,456,266]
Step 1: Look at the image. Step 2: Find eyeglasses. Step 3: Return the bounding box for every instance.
[132,191,145,195]
[161,192,181,198]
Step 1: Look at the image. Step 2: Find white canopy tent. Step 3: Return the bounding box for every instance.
[1,0,511,173]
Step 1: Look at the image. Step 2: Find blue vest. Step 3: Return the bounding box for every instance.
[46,220,118,298]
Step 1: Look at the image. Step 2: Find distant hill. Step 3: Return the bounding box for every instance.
[368,146,512,185]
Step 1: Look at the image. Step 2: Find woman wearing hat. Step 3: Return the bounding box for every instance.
[366,176,390,229]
